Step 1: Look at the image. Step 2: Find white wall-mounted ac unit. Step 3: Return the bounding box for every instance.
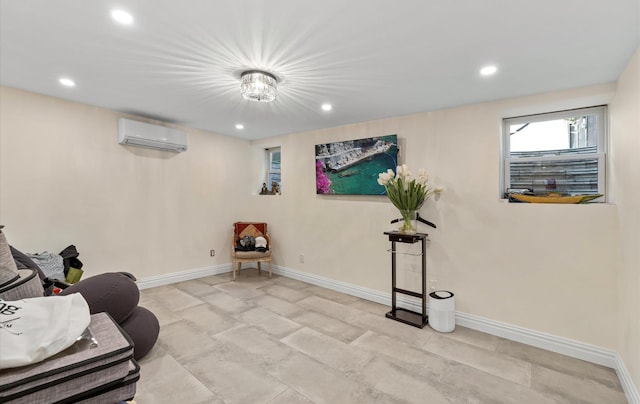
[118,118,188,152]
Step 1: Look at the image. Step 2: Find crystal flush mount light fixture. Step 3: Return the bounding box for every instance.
[240,70,277,102]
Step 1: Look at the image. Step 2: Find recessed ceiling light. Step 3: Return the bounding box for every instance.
[111,9,134,25]
[59,78,75,87]
[235,124,244,130]
[321,103,332,111]
[480,65,498,76]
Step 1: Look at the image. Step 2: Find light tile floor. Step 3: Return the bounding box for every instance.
[135,268,627,404]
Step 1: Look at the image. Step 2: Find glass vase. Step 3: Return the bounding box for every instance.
[398,209,418,234]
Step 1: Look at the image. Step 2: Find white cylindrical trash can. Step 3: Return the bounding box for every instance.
[428,290,455,332]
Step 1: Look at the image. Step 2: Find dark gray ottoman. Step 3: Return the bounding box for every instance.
[60,272,159,360]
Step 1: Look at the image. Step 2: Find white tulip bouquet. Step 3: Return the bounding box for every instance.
[377,164,442,233]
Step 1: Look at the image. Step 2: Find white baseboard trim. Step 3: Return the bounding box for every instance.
[615,352,640,404]
[272,265,391,305]
[455,311,618,368]
[138,263,639,403]
[137,263,232,290]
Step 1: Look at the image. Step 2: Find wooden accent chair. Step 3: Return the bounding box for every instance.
[231,222,272,280]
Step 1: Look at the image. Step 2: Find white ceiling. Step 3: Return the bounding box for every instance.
[1,0,638,140]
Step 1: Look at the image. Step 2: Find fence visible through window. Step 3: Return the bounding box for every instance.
[502,106,606,199]
[509,147,599,194]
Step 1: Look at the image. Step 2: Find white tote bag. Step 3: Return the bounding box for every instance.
[0,293,90,369]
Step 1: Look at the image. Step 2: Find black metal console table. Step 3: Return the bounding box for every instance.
[383,231,428,328]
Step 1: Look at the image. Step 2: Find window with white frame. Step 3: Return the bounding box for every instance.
[502,106,607,200]
[266,147,281,193]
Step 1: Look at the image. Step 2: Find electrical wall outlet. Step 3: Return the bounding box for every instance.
[299,253,305,263]
[210,249,215,257]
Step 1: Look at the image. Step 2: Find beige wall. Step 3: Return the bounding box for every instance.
[610,46,640,391]
[249,82,621,350]
[0,86,251,279]
[0,61,635,380]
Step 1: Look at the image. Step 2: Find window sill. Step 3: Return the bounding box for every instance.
[499,198,613,206]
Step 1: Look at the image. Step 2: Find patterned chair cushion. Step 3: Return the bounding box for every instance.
[234,222,267,240]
